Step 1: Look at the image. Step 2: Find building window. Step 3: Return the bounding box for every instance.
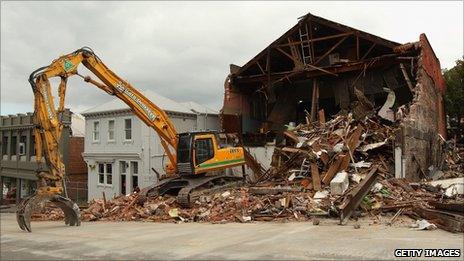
[120,161,128,174]
[106,163,112,185]
[10,136,17,155]
[2,136,8,156]
[30,135,36,156]
[131,161,138,191]
[93,121,100,142]
[124,119,132,141]
[98,163,105,184]
[131,161,138,175]
[19,136,27,155]
[97,163,113,185]
[120,161,128,195]
[108,120,115,142]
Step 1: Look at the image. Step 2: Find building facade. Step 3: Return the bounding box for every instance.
[0,109,87,204]
[82,90,219,200]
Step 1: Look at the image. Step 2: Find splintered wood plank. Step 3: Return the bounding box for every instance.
[282,147,309,155]
[311,163,321,191]
[318,109,326,124]
[320,152,329,165]
[339,154,351,171]
[322,154,344,184]
[311,141,329,165]
[347,124,364,153]
[283,130,300,143]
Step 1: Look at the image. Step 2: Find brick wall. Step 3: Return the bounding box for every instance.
[67,137,87,183]
[400,35,445,181]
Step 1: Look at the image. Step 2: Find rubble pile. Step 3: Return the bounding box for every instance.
[32,188,327,223]
[32,176,462,231]
[32,205,66,221]
[260,113,396,185]
[31,113,463,232]
[443,141,464,175]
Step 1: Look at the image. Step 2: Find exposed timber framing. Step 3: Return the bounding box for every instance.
[276,47,302,68]
[305,63,338,77]
[310,79,319,122]
[266,48,271,89]
[308,19,315,64]
[257,61,265,74]
[232,13,398,78]
[235,54,398,84]
[361,43,376,60]
[314,36,349,65]
[399,63,414,91]
[287,37,303,69]
[302,13,397,49]
[277,32,353,48]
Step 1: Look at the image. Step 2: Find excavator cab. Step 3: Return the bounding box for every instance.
[142,131,246,207]
[176,132,245,176]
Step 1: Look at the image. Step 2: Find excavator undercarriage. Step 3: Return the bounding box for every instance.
[141,173,244,208]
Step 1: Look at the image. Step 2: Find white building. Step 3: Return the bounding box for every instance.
[82,90,219,200]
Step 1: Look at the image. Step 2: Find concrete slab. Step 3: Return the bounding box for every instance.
[1,213,463,260]
[330,171,349,195]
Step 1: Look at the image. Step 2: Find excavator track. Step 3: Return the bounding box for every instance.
[177,187,192,207]
[142,174,244,208]
[177,175,244,207]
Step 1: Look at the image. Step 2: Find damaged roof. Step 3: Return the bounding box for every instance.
[231,12,402,85]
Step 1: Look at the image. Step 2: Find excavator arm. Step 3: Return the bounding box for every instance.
[17,47,180,231]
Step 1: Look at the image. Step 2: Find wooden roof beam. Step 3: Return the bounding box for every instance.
[275,47,304,69]
[277,32,353,48]
[314,35,349,65]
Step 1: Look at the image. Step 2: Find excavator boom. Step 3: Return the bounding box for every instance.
[18,47,181,231]
[18,47,247,232]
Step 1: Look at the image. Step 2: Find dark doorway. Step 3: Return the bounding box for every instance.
[121,175,126,195]
[132,176,138,192]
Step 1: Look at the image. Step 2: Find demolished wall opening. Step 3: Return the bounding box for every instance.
[222,13,446,181]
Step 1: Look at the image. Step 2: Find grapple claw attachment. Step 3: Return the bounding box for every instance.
[16,193,81,232]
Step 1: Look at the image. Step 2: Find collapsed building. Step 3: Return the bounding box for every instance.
[221,13,447,181]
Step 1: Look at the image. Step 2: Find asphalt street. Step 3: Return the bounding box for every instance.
[1,213,463,260]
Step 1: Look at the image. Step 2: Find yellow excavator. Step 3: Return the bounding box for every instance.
[17,47,246,232]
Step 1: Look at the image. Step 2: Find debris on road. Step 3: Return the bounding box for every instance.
[31,113,463,233]
[411,219,437,230]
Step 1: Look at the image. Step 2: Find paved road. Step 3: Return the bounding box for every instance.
[1,213,463,260]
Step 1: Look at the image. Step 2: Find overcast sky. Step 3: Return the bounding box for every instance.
[1,1,463,116]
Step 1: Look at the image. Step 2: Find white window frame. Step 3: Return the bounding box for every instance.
[92,121,100,143]
[123,118,132,142]
[97,162,113,187]
[107,119,115,143]
[130,161,139,192]
[120,160,128,175]
[130,161,139,176]
[106,163,113,185]
[97,163,105,185]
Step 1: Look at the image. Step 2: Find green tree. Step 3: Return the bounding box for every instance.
[443,58,464,140]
